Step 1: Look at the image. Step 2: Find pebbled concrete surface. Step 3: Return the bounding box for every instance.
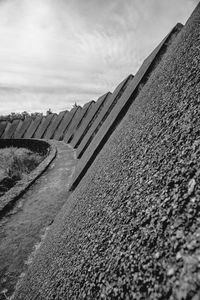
[14,4,200,300]
[0,141,76,300]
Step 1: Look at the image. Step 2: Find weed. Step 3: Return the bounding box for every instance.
[0,147,44,195]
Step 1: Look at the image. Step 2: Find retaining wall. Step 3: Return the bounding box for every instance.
[1,121,11,139]
[43,111,66,140]
[53,107,80,141]
[74,75,133,155]
[14,4,200,299]
[63,101,94,143]
[23,116,43,139]
[0,121,8,138]
[33,114,56,139]
[3,119,20,139]
[72,23,183,189]
[14,120,23,138]
[69,93,111,147]
[14,118,32,139]
[0,138,51,157]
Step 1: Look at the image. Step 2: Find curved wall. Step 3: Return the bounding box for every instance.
[0,138,51,156]
[1,4,200,298]
[13,3,200,300]
[0,139,56,215]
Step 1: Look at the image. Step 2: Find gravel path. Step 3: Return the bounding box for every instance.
[0,142,76,300]
[15,4,200,300]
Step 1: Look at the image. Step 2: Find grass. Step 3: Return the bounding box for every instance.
[0,147,44,196]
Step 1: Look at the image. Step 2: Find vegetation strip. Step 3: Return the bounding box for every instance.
[0,141,57,217]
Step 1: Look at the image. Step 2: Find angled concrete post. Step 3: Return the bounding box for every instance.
[0,121,8,138]
[63,101,95,143]
[24,116,43,139]
[43,111,66,140]
[14,118,32,139]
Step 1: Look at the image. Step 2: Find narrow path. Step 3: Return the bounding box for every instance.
[0,141,77,300]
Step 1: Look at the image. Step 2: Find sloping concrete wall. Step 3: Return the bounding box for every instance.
[51,111,68,140]
[33,114,56,139]
[63,101,94,143]
[0,121,8,138]
[23,116,43,139]
[3,119,20,139]
[74,75,133,155]
[14,118,32,139]
[72,23,183,189]
[33,117,46,138]
[53,107,80,141]
[14,4,200,299]
[43,111,66,140]
[69,93,111,147]
[14,120,24,138]
[1,121,11,139]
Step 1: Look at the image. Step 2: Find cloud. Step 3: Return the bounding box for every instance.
[0,0,198,114]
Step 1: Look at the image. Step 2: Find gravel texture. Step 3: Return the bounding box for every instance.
[14,4,200,300]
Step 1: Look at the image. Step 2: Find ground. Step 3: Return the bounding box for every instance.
[0,142,76,300]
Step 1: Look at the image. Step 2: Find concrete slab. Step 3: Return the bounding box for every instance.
[43,111,66,140]
[51,111,68,140]
[14,120,24,138]
[3,119,20,139]
[33,117,45,138]
[0,121,8,138]
[53,107,80,141]
[70,92,111,149]
[63,101,94,143]
[23,117,43,139]
[41,114,57,139]
[1,122,12,139]
[72,23,183,189]
[33,114,56,139]
[14,118,32,139]
[75,74,133,155]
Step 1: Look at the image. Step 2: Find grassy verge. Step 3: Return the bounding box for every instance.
[0,147,44,196]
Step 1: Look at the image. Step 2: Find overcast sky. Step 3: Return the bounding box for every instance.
[0,0,198,115]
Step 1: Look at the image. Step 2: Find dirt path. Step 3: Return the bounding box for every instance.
[0,141,76,300]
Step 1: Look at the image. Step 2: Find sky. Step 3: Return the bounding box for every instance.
[0,0,198,115]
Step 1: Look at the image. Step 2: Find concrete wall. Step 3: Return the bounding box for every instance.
[14,4,200,299]
[53,107,80,141]
[63,101,94,143]
[0,24,182,151]
[14,118,32,139]
[24,116,43,139]
[74,75,133,155]
[3,119,20,139]
[0,121,8,138]
[14,120,24,138]
[33,117,46,138]
[72,23,183,189]
[43,111,66,140]
[1,121,12,139]
[42,114,58,138]
[33,114,56,139]
[51,111,68,140]
[69,93,111,147]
